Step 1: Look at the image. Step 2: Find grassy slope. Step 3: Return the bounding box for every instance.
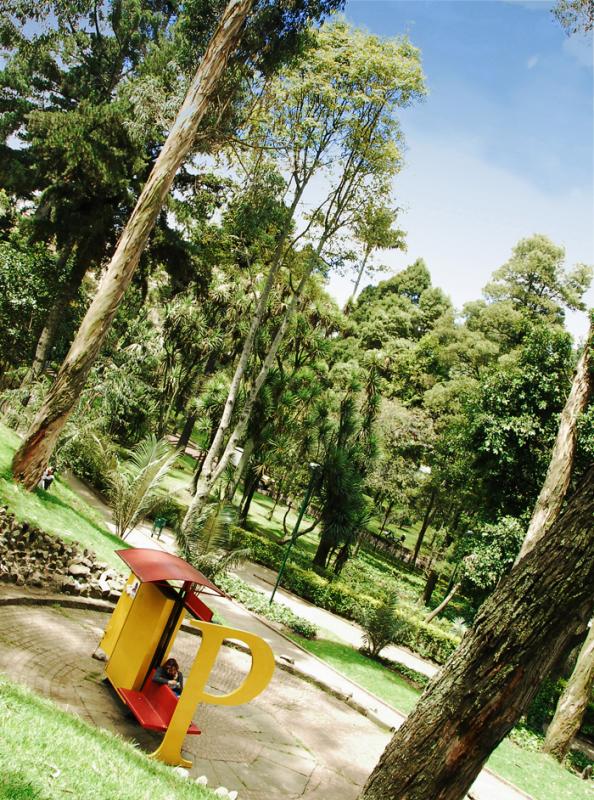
[0,675,216,800]
[0,423,125,570]
[290,635,592,800]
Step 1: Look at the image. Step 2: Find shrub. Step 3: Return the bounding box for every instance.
[218,574,319,639]
[236,527,460,664]
[360,593,407,657]
[54,424,116,493]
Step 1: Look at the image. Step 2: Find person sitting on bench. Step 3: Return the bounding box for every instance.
[152,657,183,696]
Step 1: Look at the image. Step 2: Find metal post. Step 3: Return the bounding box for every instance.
[270,463,320,604]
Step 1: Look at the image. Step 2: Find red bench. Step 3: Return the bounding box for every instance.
[119,673,200,735]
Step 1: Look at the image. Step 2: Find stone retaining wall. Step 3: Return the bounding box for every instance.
[0,507,124,600]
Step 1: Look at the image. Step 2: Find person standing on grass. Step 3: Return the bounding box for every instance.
[38,466,55,491]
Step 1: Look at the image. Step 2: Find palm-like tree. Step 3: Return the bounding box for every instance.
[108,435,177,539]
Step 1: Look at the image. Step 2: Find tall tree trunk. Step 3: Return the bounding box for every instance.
[516,318,592,562]
[345,246,371,310]
[177,413,198,451]
[183,264,313,531]
[411,488,437,567]
[25,246,80,382]
[422,570,439,606]
[359,467,594,800]
[11,0,255,489]
[225,436,254,501]
[378,500,394,536]
[543,621,594,760]
[267,475,285,520]
[313,533,333,570]
[424,584,460,624]
[239,469,259,525]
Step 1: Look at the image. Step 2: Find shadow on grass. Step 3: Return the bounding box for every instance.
[0,772,42,800]
[39,491,128,549]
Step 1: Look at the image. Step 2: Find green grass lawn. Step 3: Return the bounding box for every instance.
[288,634,592,800]
[288,634,422,714]
[0,423,125,570]
[0,674,217,800]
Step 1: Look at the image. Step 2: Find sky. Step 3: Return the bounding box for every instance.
[325,0,594,341]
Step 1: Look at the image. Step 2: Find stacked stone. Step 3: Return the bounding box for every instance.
[0,507,125,600]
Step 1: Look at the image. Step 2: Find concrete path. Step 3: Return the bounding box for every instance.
[60,473,531,800]
[0,600,388,800]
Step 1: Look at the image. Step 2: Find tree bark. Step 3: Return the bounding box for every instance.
[516,317,592,562]
[411,488,437,567]
[239,466,259,525]
[359,467,594,800]
[345,246,371,310]
[312,533,333,570]
[225,436,254,501]
[177,412,198,451]
[543,621,594,760]
[379,500,394,536]
[422,570,439,606]
[183,265,312,530]
[11,0,255,489]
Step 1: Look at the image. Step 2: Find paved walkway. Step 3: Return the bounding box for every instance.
[58,473,531,800]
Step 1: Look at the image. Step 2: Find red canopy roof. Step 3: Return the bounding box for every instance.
[116,549,224,595]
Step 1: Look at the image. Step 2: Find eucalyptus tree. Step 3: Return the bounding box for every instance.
[346,200,406,306]
[11,0,345,489]
[359,467,594,800]
[182,19,425,531]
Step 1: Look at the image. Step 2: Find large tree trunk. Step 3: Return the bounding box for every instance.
[516,317,592,561]
[183,265,312,531]
[411,488,436,567]
[359,467,594,800]
[11,0,255,489]
[177,412,198,451]
[543,621,594,761]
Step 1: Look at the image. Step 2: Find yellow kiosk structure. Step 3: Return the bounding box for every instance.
[100,548,275,767]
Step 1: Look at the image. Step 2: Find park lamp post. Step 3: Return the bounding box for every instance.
[269,462,321,605]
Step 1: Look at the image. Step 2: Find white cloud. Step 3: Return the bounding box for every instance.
[527,54,540,69]
[325,134,594,341]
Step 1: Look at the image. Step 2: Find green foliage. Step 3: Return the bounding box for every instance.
[217,574,319,638]
[360,592,407,657]
[107,435,177,538]
[460,516,525,594]
[240,527,458,663]
[0,239,62,369]
[54,418,117,494]
[176,497,248,580]
[484,234,592,324]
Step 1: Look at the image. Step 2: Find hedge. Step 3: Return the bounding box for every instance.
[237,527,460,665]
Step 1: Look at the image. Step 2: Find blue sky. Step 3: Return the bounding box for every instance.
[326,0,594,340]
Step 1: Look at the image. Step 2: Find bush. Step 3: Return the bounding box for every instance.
[236,527,459,664]
[218,574,319,639]
[54,426,116,493]
[360,594,407,657]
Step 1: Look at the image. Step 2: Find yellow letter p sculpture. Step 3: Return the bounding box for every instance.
[151,620,275,767]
